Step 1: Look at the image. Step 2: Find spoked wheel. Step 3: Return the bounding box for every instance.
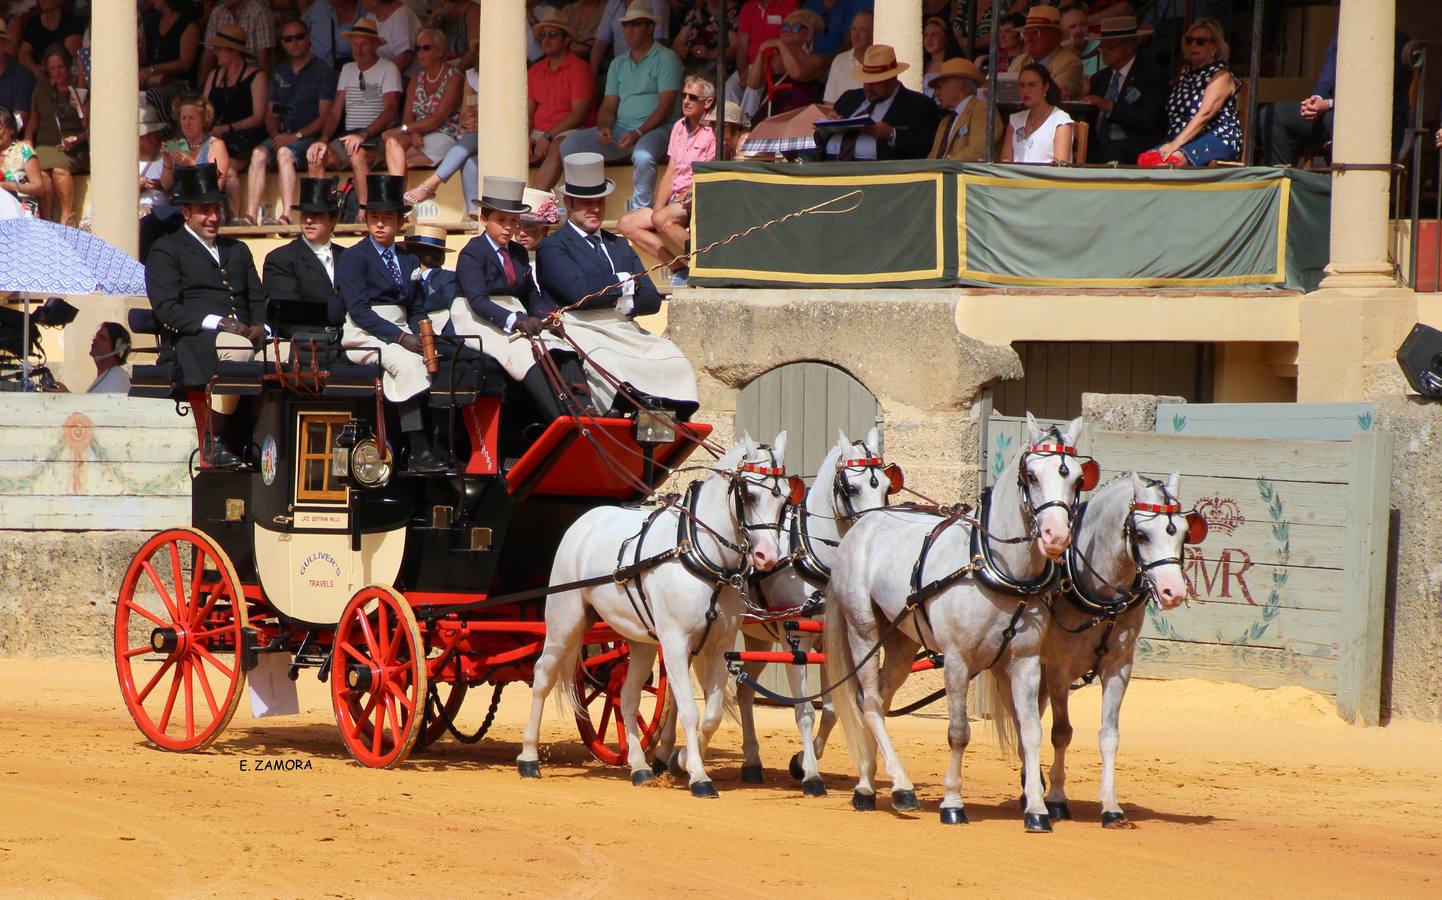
[415,682,468,751]
[330,585,427,769]
[574,641,668,766]
[113,527,248,752]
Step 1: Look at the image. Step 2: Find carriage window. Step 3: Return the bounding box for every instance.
[295,413,350,503]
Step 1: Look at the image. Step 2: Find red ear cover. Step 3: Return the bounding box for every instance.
[1185,510,1208,545]
[787,475,806,506]
[1080,459,1100,492]
[884,463,904,496]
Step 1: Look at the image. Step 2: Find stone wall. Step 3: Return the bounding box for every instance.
[668,289,1021,503]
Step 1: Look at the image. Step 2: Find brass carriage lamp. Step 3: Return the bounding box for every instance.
[332,418,363,479]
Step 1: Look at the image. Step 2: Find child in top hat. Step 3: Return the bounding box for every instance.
[455,175,591,423]
[334,173,451,473]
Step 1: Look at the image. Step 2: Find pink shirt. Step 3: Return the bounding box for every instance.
[666,117,717,199]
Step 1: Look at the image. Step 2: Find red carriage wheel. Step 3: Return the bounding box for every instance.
[574,641,668,766]
[330,584,427,768]
[113,527,249,753]
[415,682,469,751]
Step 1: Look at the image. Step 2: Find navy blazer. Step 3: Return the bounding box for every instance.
[409,267,460,333]
[536,223,661,318]
[456,234,557,330]
[1087,57,1167,164]
[335,237,421,343]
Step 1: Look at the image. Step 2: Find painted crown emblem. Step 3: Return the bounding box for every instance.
[1196,496,1245,536]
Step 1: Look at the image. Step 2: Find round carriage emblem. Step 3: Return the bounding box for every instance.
[261,435,278,485]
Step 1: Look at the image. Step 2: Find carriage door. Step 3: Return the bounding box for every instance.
[735,363,882,698]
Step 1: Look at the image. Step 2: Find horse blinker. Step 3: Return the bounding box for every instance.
[1080,459,1100,492]
[884,463,905,496]
[1184,510,1208,544]
[787,475,807,506]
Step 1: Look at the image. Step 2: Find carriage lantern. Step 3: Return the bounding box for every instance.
[330,417,390,489]
[634,408,676,446]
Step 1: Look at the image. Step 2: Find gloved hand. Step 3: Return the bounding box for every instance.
[396,333,423,354]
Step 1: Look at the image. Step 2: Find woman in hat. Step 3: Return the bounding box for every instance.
[455,175,590,423]
[921,15,963,98]
[1001,62,1073,164]
[201,24,268,223]
[746,8,826,121]
[516,186,561,277]
[537,152,698,417]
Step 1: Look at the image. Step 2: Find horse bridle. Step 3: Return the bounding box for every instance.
[831,440,904,523]
[1014,427,1099,534]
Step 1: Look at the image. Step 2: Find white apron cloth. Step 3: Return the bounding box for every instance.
[448,294,565,381]
[341,304,430,402]
[560,308,699,412]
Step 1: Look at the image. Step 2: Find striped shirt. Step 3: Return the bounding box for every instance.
[337,58,402,133]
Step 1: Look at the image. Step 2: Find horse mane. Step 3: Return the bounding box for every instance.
[808,441,846,513]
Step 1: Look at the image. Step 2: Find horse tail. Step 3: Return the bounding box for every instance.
[982,668,1018,759]
[824,588,872,780]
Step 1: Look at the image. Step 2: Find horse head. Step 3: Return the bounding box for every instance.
[732,431,801,573]
[825,426,898,523]
[1021,413,1089,559]
[1126,471,1196,610]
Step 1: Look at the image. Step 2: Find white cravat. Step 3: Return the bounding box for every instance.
[305,237,334,283]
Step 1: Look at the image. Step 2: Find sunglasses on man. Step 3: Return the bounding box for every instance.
[282,33,308,44]
[537,30,565,39]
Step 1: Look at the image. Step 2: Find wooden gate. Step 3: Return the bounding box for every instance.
[735,363,882,476]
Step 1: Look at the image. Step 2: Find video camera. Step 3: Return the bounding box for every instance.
[0,296,79,392]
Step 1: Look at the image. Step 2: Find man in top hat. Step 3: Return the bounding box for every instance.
[455,175,589,424]
[145,163,269,468]
[1076,16,1167,165]
[1007,5,1084,101]
[307,18,403,212]
[262,177,348,336]
[928,57,1001,162]
[818,44,938,161]
[537,153,698,417]
[335,173,448,473]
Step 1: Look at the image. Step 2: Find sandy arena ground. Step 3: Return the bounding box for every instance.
[3,659,1441,898]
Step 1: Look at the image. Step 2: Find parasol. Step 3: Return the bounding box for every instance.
[739,102,838,155]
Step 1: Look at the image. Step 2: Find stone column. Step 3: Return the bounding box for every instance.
[475,0,528,182]
[872,0,923,92]
[1321,0,1397,288]
[89,1,139,256]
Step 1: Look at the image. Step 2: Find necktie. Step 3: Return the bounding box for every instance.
[319,247,333,283]
[837,102,871,162]
[1101,69,1126,142]
[382,247,403,286]
[587,233,612,271]
[499,246,517,286]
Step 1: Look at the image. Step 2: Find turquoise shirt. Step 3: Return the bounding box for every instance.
[605,40,683,134]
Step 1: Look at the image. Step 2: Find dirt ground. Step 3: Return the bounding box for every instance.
[3,659,1441,899]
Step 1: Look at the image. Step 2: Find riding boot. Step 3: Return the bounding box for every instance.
[202,410,242,469]
[400,399,445,473]
[431,410,458,469]
[522,366,568,424]
[551,352,596,414]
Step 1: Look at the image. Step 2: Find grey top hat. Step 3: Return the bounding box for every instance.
[477,175,531,213]
[558,152,615,199]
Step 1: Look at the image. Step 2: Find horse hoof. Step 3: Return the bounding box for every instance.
[668,749,687,778]
[1102,811,1137,829]
[517,760,541,779]
[851,790,877,812]
[631,769,654,786]
[1024,813,1053,833]
[650,756,668,776]
[802,777,827,798]
[690,780,719,799]
[939,807,969,826]
[740,764,764,784]
[1046,801,1072,821]
[892,789,919,812]
[789,751,805,781]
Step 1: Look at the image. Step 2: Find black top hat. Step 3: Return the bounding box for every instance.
[362,174,411,213]
[171,163,226,204]
[292,177,340,213]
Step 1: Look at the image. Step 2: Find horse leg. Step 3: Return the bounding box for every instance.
[1098,663,1138,828]
[738,632,767,783]
[659,632,716,797]
[877,630,920,713]
[807,631,839,763]
[651,697,678,775]
[938,656,972,825]
[621,642,660,785]
[848,623,917,812]
[1044,662,1074,821]
[517,591,590,778]
[1000,658,1052,832]
[785,637,825,795]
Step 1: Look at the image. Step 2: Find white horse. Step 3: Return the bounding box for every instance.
[731,428,899,796]
[1038,471,1199,827]
[518,433,800,796]
[825,414,1091,830]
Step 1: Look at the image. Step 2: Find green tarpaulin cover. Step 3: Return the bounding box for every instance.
[689,161,1331,292]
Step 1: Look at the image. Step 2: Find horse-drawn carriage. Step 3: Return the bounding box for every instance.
[112,311,708,769]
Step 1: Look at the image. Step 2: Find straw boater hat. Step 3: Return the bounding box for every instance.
[292,177,340,213]
[1022,5,1064,31]
[617,0,659,25]
[531,8,575,41]
[852,44,910,83]
[703,100,750,129]
[340,18,388,46]
[477,175,531,214]
[930,57,985,87]
[204,23,252,56]
[1090,15,1154,41]
[138,104,167,137]
[558,152,615,199]
[401,224,454,254]
[519,187,560,225]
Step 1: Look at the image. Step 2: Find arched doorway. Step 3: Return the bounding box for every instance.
[735,362,882,476]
